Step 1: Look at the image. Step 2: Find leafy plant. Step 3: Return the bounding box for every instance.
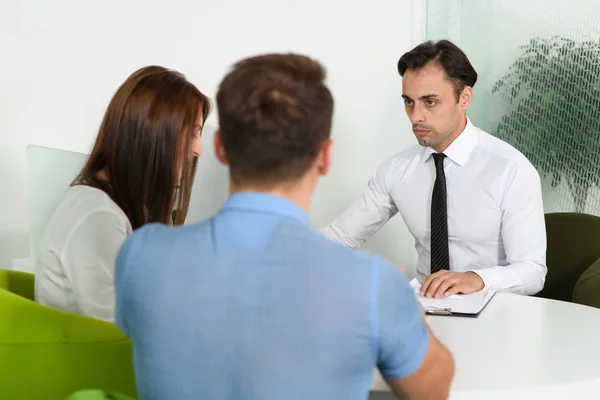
[491,36,600,212]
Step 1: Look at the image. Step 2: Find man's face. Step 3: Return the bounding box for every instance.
[402,63,468,152]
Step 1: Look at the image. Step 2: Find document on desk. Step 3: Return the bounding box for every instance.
[409,278,496,317]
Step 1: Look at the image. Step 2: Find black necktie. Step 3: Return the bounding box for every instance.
[430,153,449,274]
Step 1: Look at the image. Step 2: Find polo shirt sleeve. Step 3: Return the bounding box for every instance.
[114,233,139,335]
[374,258,429,379]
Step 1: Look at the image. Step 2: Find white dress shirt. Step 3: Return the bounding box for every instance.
[35,185,132,322]
[321,118,547,295]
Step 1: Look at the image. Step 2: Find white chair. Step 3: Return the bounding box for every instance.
[22,145,87,273]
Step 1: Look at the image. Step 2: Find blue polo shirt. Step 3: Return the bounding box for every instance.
[115,192,428,400]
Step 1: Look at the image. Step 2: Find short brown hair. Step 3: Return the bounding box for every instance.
[216,53,333,186]
[75,66,211,229]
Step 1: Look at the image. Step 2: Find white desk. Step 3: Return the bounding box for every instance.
[370,293,600,399]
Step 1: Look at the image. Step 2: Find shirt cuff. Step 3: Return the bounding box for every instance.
[467,267,503,292]
[468,266,532,295]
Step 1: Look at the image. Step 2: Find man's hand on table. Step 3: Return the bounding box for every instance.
[420,271,484,298]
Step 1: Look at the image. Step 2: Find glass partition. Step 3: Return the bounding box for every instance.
[26,145,87,263]
[426,0,600,214]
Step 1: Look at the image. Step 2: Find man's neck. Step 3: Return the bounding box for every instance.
[229,179,315,212]
[434,114,468,153]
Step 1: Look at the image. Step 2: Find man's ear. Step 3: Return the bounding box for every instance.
[316,139,333,176]
[214,130,229,165]
[459,86,473,112]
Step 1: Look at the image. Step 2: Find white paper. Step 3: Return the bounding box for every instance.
[409,278,496,314]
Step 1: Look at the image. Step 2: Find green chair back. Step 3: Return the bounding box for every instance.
[573,258,600,308]
[0,270,136,400]
[538,212,600,302]
[66,389,136,400]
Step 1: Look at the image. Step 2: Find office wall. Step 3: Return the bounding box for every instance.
[0,0,426,275]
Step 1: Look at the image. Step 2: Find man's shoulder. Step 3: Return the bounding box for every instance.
[475,126,532,166]
[287,224,392,270]
[125,221,185,247]
[372,145,424,184]
[309,234,405,293]
[118,220,212,268]
[476,128,535,169]
[384,145,423,165]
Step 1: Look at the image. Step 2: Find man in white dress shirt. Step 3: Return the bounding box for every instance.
[321,40,547,298]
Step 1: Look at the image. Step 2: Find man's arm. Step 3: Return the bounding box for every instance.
[114,228,145,335]
[375,258,454,399]
[386,313,454,400]
[470,159,547,295]
[320,157,399,248]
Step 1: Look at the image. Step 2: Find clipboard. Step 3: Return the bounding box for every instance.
[410,278,496,318]
[423,291,496,317]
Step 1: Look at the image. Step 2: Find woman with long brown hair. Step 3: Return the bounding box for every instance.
[35,66,210,322]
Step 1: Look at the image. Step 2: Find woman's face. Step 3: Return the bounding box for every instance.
[178,108,204,180]
[190,110,204,159]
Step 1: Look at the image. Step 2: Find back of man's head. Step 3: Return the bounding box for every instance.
[216,53,334,187]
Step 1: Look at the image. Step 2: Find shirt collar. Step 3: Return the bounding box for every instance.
[221,191,312,227]
[421,117,479,166]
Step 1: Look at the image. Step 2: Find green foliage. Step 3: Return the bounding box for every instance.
[492,36,600,211]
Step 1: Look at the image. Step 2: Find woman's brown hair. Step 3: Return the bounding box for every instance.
[74,66,210,229]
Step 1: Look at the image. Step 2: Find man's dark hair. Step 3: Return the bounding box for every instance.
[216,53,334,187]
[397,40,478,101]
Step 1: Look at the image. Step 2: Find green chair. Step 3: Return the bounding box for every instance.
[0,270,136,400]
[66,389,136,400]
[573,258,600,308]
[537,212,600,307]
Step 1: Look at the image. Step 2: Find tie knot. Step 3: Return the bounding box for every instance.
[433,153,446,169]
